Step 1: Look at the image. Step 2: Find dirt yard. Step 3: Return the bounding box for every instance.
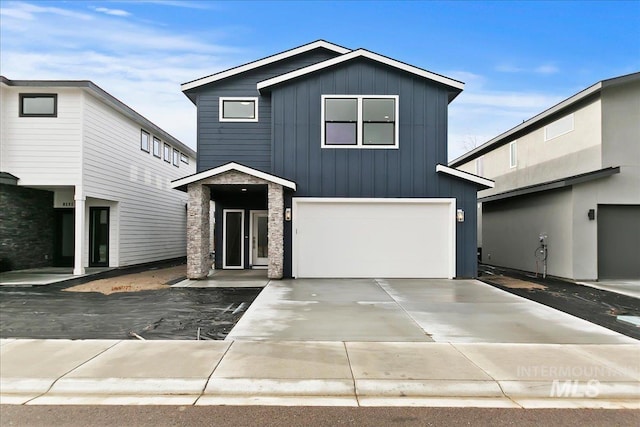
[486,275,547,290]
[64,265,186,295]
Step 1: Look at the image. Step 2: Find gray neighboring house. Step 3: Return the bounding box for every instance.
[450,72,640,281]
[172,40,493,280]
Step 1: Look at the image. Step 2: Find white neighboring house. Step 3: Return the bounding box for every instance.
[0,76,196,275]
[450,72,639,281]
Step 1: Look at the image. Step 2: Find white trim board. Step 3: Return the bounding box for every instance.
[172,162,297,191]
[258,49,464,93]
[435,164,495,188]
[181,40,350,92]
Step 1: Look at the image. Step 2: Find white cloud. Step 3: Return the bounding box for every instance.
[0,1,247,150]
[94,7,131,17]
[447,76,564,161]
[496,62,560,75]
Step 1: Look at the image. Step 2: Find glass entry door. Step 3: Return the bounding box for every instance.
[223,209,244,269]
[251,211,268,267]
[89,207,109,267]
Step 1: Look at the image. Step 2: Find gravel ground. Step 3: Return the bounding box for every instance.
[0,265,261,340]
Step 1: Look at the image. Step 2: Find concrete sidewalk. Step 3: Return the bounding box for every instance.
[1,339,638,408]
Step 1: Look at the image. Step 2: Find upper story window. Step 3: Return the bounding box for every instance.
[172,148,180,167]
[140,130,150,153]
[219,97,258,122]
[475,157,484,176]
[509,141,517,168]
[180,153,189,164]
[20,94,57,117]
[544,113,574,141]
[163,143,171,163]
[322,95,398,149]
[153,137,161,158]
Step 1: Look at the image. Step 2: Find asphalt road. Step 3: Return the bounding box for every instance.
[1,406,638,427]
[479,265,640,340]
[0,286,261,340]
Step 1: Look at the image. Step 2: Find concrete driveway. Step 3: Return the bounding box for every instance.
[227,278,637,344]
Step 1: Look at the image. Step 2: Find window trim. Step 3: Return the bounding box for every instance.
[180,153,189,164]
[219,97,259,122]
[544,113,574,141]
[321,95,399,149]
[509,141,517,168]
[172,148,180,167]
[140,130,150,153]
[163,143,171,163]
[152,137,161,158]
[19,93,58,117]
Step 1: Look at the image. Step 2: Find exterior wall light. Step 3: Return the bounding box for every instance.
[456,209,465,222]
[588,209,595,220]
[285,207,292,221]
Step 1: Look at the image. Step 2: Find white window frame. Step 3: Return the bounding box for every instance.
[321,95,399,149]
[475,157,484,176]
[509,141,517,168]
[222,209,245,269]
[219,97,259,122]
[544,113,574,141]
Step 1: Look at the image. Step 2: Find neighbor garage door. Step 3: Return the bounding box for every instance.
[598,204,640,279]
[293,198,455,278]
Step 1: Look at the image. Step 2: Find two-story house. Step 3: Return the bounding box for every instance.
[450,72,640,281]
[0,77,196,275]
[172,40,493,280]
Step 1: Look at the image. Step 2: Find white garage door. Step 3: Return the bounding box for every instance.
[293,198,455,278]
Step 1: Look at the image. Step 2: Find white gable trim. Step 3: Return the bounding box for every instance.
[257,49,465,92]
[436,164,495,188]
[181,41,350,92]
[171,162,297,191]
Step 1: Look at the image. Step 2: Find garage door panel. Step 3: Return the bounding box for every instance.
[294,200,454,278]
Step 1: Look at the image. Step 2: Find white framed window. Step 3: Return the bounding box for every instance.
[180,153,189,164]
[544,113,574,141]
[321,95,398,149]
[163,143,171,163]
[140,130,150,153]
[475,157,484,176]
[153,137,161,158]
[219,97,258,122]
[172,148,180,167]
[509,141,517,168]
[20,93,57,117]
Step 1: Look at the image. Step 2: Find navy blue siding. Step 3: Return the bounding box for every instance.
[194,49,340,174]
[271,59,450,197]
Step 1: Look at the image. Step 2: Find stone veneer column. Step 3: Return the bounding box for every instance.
[267,183,284,279]
[187,183,210,279]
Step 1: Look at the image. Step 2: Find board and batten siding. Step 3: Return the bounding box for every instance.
[194,49,340,174]
[0,85,81,185]
[271,59,450,197]
[82,91,195,266]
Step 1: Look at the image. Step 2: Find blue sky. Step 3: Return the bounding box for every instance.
[1,1,638,159]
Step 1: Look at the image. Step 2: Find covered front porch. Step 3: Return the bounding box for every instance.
[172,163,296,280]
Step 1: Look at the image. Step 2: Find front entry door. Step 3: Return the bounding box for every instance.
[251,211,268,267]
[89,207,109,267]
[223,209,244,269]
[54,209,75,267]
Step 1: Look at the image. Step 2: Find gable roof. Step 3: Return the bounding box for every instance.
[257,48,464,101]
[171,162,297,192]
[1,76,196,158]
[181,40,350,92]
[449,71,640,167]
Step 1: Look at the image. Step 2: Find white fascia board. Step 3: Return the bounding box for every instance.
[171,162,297,191]
[181,41,350,92]
[258,49,465,92]
[436,164,495,188]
